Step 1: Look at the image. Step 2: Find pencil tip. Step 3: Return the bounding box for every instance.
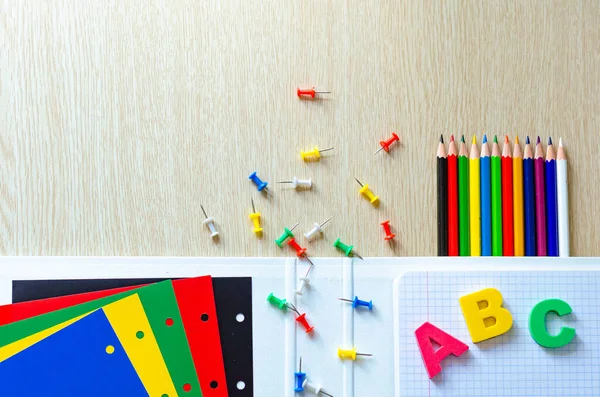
[450,135,454,142]
[515,136,520,144]
[461,135,465,143]
[504,135,509,143]
[559,137,563,147]
[482,135,487,143]
[440,134,444,143]
[472,136,476,144]
[536,136,541,144]
[548,136,552,145]
[493,135,498,143]
[526,136,530,144]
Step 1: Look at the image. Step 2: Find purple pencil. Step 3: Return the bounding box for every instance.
[534,137,547,256]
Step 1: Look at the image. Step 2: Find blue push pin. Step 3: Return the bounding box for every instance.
[339,296,373,311]
[249,171,273,197]
[294,357,307,392]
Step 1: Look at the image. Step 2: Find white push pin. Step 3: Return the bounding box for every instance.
[201,205,219,238]
[295,261,314,295]
[278,177,312,190]
[304,216,332,242]
[302,378,333,397]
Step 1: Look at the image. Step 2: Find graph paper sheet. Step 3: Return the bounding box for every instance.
[394,271,600,397]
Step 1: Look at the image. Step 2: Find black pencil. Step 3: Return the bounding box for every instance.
[437,135,448,256]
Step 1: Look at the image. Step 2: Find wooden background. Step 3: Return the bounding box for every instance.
[1,1,599,257]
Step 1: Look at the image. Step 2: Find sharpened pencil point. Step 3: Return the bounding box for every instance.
[450,135,454,141]
[536,136,541,145]
[559,137,563,147]
[548,137,553,145]
[526,136,530,144]
[440,135,444,143]
[482,135,487,144]
[504,135,509,143]
[472,136,477,144]
[493,135,498,143]
[461,135,465,143]
[515,136,520,144]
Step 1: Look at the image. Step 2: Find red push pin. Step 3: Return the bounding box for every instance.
[374,132,401,155]
[288,238,307,257]
[297,87,331,99]
[296,313,315,333]
[381,220,396,241]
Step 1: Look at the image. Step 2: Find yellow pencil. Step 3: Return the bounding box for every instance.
[469,136,481,256]
[513,136,524,256]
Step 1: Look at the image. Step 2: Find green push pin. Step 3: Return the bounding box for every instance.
[274,222,299,247]
[267,293,299,314]
[334,238,363,260]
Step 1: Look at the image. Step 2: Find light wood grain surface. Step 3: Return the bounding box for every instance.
[1,1,599,257]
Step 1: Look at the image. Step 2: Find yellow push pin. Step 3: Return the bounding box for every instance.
[355,178,379,205]
[337,347,373,361]
[249,199,263,235]
[300,146,334,161]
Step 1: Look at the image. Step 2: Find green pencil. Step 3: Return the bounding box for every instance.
[458,136,470,256]
[491,135,503,256]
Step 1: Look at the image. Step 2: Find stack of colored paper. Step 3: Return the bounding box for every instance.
[0,277,230,397]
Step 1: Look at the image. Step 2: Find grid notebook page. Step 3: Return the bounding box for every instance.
[394,271,600,397]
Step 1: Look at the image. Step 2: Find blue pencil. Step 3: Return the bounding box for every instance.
[480,135,492,256]
[545,137,559,256]
[523,136,536,256]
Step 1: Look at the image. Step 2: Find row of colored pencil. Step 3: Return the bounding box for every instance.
[437,135,569,257]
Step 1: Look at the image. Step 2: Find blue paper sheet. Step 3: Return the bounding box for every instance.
[0,309,148,397]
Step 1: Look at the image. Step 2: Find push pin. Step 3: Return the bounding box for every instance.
[380,220,396,241]
[355,178,379,205]
[295,312,314,333]
[300,146,334,161]
[249,171,273,197]
[333,238,363,260]
[304,216,332,242]
[288,238,315,267]
[339,296,373,311]
[267,293,294,311]
[374,132,401,155]
[249,199,263,235]
[278,177,312,190]
[302,378,334,397]
[296,262,314,295]
[294,357,306,392]
[275,222,299,247]
[337,347,373,361]
[297,87,331,99]
[201,205,219,238]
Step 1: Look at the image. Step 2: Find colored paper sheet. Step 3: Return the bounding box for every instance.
[0,295,177,396]
[0,309,148,397]
[0,277,227,397]
[0,280,202,397]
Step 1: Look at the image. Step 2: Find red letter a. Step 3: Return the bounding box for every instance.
[415,322,469,378]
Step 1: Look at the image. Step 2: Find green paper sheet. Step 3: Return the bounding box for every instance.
[0,280,202,397]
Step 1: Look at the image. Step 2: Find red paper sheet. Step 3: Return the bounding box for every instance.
[0,276,228,397]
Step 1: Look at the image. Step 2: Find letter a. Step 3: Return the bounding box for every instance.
[415,322,469,378]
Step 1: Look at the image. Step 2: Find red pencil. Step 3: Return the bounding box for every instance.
[447,135,459,256]
[501,136,514,256]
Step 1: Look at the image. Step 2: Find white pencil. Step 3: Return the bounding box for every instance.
[557,138,569,257]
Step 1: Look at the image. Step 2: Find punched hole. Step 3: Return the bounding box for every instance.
[236,313,245,323]
[183,383,191,392]
[237,381,246,390]
[165,318,174,327]
[201,313,209,322]
[136,331,145,339]
[210,381,218,389]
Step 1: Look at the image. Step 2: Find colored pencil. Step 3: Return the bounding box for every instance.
[491,136,503,256]
[501,136,514,256]
[513,136,524,256]
[458,136,470,256]
[523,136,536,256]
[469,136,481,256]
[557,138,569,257]
[534,137,547,256]
[545,137,558,256]
[447,136,459,256]
[437,135,448,256]
[480,135,492,256]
